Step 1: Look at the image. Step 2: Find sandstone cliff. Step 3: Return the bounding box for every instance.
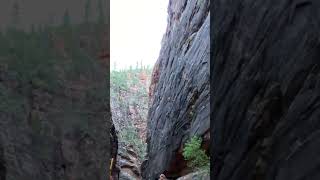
[142,0,210,179]
[212,0,320,179]
[0,26,110,180]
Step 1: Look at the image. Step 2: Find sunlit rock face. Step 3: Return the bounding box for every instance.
[142,0,210,179]
[176,170,209,180]
[211,0,320,180]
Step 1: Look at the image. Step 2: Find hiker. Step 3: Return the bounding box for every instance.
[159,174,167,180]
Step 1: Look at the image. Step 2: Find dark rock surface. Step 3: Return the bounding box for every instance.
[0,31,110,180]
[0,65,109,180]
[116,143,142,180]
[142,0,210,179]
[111,122,120,179]
[211,0,320,180]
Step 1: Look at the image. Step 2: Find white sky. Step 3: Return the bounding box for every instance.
[110,0,169,70]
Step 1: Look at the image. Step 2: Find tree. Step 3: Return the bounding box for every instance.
[113,61,117,71]
[62,9,71,27]
[97,0,106,24]
[11,1,21,29]
[84,0,92,23]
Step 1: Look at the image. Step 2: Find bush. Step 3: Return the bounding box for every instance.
[111,70,128,91]
[110,67,153,161]
[183,136,210,171]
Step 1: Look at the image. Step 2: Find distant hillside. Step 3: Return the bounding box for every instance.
[0,21,109,180]
[0,0,108,31]
[110,67,152,179]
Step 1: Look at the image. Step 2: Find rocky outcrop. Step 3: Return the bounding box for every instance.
[116,143,142,180]
[176,170,209,180]
[212,0,320,180]
[142,0,210,179]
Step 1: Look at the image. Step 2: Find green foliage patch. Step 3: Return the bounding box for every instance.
[110,66,153,161]
[183,136,210,172]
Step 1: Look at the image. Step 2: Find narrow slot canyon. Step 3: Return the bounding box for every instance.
[110,0,210,179]
[0,0,319,179]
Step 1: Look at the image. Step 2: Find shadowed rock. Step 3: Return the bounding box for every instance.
[211,0,320,179]
[0,27,110,180]
[142,0,210,179]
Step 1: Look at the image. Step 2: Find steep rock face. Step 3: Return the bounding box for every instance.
[142,0,210,179]
[0,30,110,180]
[212,0,320,180]
[0,66,109,180]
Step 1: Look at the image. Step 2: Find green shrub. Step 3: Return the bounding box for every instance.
[110,70,128,91]
[110,67,154,161]
[183,136,210,171]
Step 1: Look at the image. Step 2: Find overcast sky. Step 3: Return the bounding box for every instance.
[0,0,168,71]
[110,0,169,70]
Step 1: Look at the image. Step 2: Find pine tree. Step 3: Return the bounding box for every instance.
[62,9,71,27]
[84,0,92,23]
[11,1,21,30]
[113,61,117,71]
[97,0,106,24]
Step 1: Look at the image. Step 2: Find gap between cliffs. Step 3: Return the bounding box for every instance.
[110,0,210,179]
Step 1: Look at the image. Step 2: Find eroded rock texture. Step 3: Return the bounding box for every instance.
[176,170,209,180]
[212,0,320,180]
[142,0,210,179]
[0,67,109,180]
[116,143,142,180]
[0,30,110,180]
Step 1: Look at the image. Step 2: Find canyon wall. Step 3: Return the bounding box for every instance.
[211,0,320,179]
[0,27,110,180]
[142,0,210,179]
